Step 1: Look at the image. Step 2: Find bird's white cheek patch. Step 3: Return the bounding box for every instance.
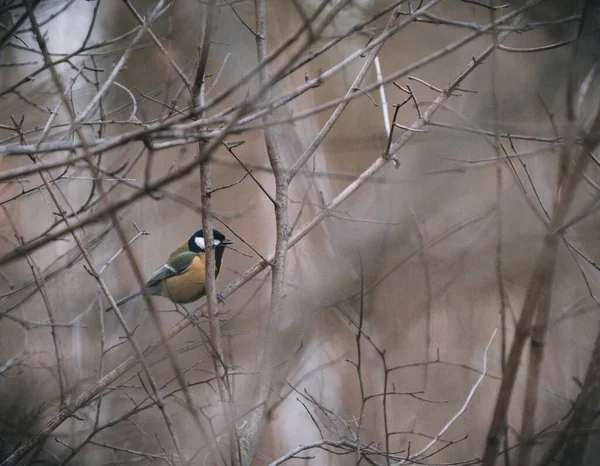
[195,237,205,250]
[213,239,221,246]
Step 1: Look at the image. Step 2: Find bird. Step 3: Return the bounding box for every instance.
[106,228,233,314]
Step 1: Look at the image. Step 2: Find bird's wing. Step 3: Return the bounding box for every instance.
[146,251,199,288]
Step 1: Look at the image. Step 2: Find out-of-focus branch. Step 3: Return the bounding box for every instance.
[1,4,579,465]
[0,0,43,50]
[0,0,543,165]
[241,0,545,137]
[287,1,432,181]
[482,115,594,466]
[485,3,600,461]
[3,208,68,406]
[74,1,168,125]
[121,0,192,91]
[240,1,290,464]
[5,4,191,466]
[537,318,600,464]
[535,78,600,466]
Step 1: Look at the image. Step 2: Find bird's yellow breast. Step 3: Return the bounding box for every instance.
[163,255,207,303]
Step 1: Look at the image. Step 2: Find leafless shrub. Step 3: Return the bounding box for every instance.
[0,0,599,465]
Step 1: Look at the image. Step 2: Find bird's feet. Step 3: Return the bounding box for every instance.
[178,304,198,324]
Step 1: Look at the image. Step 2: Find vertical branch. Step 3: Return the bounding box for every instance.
[482,147,590,465]
[411,208,432,391]
[241,1,290,464]
[487,3,511,464]
[517,8,600,462]
[374,56,391,135]
[355,260,366,464]
[200,159,240,465]
[192,2,241,462]
[517,263,555,465]
[192,0,217,101]
[536,79,600,466]
[200,156,240,465]
[379,348,391,463]
[538,315,600,465]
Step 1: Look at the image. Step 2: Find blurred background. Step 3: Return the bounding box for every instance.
[0,0,599,464]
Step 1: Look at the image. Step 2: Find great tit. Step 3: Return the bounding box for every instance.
[106,228,233,311]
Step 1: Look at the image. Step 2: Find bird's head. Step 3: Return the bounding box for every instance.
[188,228,233,253]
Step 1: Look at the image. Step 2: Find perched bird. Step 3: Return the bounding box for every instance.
[106,228,233,312]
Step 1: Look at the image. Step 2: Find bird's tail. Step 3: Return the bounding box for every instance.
[104,289,143,312]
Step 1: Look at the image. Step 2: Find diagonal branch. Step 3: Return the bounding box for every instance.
[121,0,192,91]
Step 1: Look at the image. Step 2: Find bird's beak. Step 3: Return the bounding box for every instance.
[221,238,233,245]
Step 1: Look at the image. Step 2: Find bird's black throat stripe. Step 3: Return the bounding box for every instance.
[215,246,225,277]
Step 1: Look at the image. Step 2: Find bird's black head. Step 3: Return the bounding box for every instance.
[188,228,233,253]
